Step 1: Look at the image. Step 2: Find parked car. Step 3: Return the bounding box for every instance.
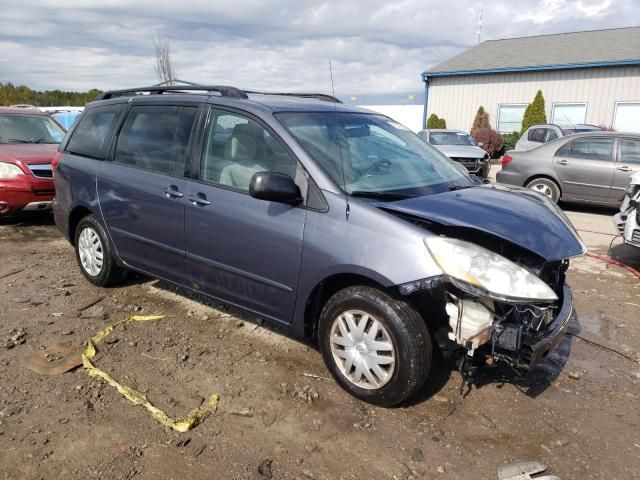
[613,172,640,249]
[516,124,602,151]
[51,111,82,130]
[418,129,489,178]
[0,107,65,216]
[53,85,585,406]
[497,132,640,205]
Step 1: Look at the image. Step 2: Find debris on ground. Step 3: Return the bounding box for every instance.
[82,314,219,432]
[4,328,26,349]
[258,458,273,478]
[498,461,559,480]
[21,342,83,374]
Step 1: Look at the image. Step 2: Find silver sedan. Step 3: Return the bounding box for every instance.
[496,132,640,206]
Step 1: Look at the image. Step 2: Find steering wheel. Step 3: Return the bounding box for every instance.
[362,159,392,175]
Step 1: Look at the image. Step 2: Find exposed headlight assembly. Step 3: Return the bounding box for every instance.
[0,162,24,179]
[424,237,558,303]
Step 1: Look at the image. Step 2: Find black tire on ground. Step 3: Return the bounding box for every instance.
[525,177,561,203]
[74,214,127,287]
[318,285,431,407]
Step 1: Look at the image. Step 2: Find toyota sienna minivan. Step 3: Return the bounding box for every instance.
[53,85,585,406]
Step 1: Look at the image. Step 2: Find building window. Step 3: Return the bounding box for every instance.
[497,104,526,133]
[551,103,587,125]
[614,103,640,133]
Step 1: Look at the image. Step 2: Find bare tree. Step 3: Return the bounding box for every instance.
[153,36,176,85]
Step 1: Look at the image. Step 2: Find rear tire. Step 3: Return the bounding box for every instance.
[318,286,431,407]
[74,214,127,287]
[526,177,561,202]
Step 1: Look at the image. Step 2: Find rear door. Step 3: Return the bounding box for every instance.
[97,103,200,283]
[185,107,306,323]
[552,136,615,203]
[610,137,640,203]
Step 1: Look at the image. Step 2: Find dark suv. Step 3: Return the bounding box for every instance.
[53,85,585,406]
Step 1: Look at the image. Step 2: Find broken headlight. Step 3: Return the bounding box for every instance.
[424,237,558,303]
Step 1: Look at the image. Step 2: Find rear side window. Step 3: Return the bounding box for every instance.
[114,105,198,177]
[528,128,547,143]
[556,137,614,161]
[620,138,640,164]
[66,105,124,159]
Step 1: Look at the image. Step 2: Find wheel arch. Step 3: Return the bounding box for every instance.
[68,205,94,246]
[303,273,392,343]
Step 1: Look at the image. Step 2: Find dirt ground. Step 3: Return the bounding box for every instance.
[0,210,639,480]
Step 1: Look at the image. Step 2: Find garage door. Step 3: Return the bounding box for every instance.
[614,103,640,133]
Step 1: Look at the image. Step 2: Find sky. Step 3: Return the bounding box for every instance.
[0,0,637,102]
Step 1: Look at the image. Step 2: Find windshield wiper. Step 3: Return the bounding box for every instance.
[448,185,473,191]
[350,191,416,201]
[8,138,32,143]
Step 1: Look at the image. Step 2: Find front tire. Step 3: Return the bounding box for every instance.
[526,177,561,202]
[74,214,126,287]
[318,286,431,407]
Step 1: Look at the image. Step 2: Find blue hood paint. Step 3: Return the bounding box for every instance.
[382,185,585,262]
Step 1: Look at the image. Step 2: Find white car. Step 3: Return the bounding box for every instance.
[613,172,640,249]
[516,124,602,151]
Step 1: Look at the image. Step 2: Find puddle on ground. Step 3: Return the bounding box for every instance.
[578,313,602,336]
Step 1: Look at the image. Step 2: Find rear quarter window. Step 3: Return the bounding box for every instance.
[66,104,125,159]
[528,128,547,143]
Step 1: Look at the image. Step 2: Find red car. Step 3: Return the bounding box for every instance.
[0,107,66,216]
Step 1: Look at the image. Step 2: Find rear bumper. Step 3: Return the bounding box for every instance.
[495,169,526,186]
[0,177,55,215]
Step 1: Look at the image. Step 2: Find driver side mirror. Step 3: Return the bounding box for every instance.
[249,171,303,205]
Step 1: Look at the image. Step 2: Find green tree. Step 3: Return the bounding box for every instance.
[471,106,490,136]
[520,90,547,135]
[427,113,446,129]
[0,83,101,107]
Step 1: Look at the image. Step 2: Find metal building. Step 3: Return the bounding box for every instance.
[422,27,640,133]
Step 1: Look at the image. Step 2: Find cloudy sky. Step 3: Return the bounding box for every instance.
[0,0,637,101]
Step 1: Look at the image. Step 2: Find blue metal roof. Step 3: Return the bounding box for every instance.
[422,59,640,79]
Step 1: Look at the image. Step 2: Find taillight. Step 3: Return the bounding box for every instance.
[502,155,513,166]
[52,151,63,175]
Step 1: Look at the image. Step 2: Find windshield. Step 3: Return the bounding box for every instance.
[0,114,65,144]
[277,112,471,198]
[428,131,476,146]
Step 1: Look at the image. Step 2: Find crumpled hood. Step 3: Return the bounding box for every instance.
[381,184,585,262]
[433,144,487,159]
[0,144,58,165]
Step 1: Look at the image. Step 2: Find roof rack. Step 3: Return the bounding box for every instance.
[95,85,342,104]
[244,91,342,104]
[95,85,249,101]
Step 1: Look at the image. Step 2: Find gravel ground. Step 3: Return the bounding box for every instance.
[0,211,639,480]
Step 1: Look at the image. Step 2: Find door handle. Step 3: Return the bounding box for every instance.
[164,185,184,198]
[557,159,569,165]
[616,165,632,172]
[187,193,211,206]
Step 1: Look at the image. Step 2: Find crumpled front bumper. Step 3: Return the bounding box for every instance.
[519,284,573,369]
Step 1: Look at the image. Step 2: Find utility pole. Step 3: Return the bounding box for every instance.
[476,1,484,44]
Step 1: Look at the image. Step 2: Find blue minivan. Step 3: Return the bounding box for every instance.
[53,85,585,406]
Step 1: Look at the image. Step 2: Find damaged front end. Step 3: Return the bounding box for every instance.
[441,266,572,371]
[399,239,575,374]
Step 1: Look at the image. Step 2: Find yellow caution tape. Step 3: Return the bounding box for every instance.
[82,315,219,433]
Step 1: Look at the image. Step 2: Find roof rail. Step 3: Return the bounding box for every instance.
[95,85,249,101]
[245,91,342,104]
